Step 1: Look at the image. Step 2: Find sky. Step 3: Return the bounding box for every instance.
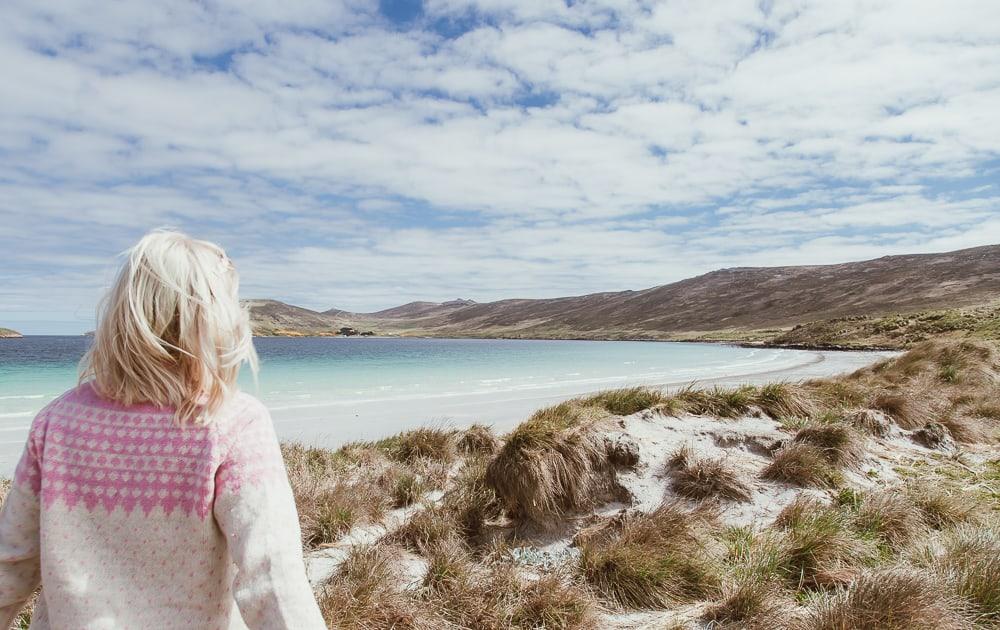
[1,0,999,334]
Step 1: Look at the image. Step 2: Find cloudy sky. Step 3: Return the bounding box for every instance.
[1,0,999,334]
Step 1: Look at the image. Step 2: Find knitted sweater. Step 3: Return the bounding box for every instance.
[0,383,326,629]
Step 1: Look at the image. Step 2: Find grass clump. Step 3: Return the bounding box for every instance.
[423,539,596,629]
[316,544,431,629]
[792,423,866,469]
[390,471,426,508]
[582,387,668,416]
[296,481,389,549]
[673,385,756,418]
[375,427,458,464]
[668,382,817,421]
[772,496,875,589]
[441,457,504,543]
[457,424,501,455]
[846,408,892,438]
[281,442,352,474]
[485,400,617,528]
[283,442,392,548]
[576,502,720,609]
[393,504,461,553]
[761,443,841,488]
[509,572,597,629]
[665,445,752,502]
[802,567,971,630]
[753,382,818,420]
[904,480,979,529]
[394,457,504,552]
[703,526,788,628]
[872,390,935,430]
[849,490,925,549]
[283,440,445,549]
[761,423,865,489]
[934,521,1000,623]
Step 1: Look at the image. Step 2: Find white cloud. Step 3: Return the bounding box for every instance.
[1,0,999,333]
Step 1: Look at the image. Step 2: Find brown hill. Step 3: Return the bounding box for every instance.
[245,299,349,336]
[349,299,476,320]
[249,244,1000,342]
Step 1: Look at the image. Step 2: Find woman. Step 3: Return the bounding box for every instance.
[0,230,326,629]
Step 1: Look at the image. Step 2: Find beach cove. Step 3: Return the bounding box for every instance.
[0,336,892,473]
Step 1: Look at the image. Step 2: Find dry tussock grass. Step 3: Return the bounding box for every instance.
[845,407,892,437]
[753,382,819,420]
[903,480,980,529]
[441,457,504,543]
[375,427,460,464]
[572,383,810,422]
[393,504,461,553]
[832,340,1000,440]
[393,456,505,553]
[760,422,865,489]
[283,433,455,549]
[934,521,1000,624]
[668,382,817,421]
[872,389,939,430]
[761,443,841,488]
[485,400,618,528]
[801,567,972,630]
[576,501,720,609]
[423,538,597,629]
[316,544,434,629]
[295,478,390,549]
[457,424,501,455]
[672,385,757,418]
[581,386,669,416]
[665,444,752,502]
[940,414,992,443]
[792,423,866,469]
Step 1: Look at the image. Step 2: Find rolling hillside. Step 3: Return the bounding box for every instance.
[248,244,1000,346]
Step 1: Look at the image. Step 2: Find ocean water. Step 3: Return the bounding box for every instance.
[0,336,884,472]
[2,336,806,419]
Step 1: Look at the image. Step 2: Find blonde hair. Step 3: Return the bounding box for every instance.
[80,229,258,424]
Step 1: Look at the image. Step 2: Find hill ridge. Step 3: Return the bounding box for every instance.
[248,244,1000,342]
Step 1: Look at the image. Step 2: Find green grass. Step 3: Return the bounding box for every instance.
[581,387,669,416]
[772,497,877,589]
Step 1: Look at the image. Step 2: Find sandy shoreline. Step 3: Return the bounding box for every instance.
[0,348,893,475]
[270,348,894,453]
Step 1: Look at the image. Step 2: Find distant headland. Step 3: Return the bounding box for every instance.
[0,327,22,338]
[247,244,1000,350]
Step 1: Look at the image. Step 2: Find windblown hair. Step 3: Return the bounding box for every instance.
[80,230,258,424]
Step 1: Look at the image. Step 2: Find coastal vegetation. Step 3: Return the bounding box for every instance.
[287,338,1000,628]
[3,338,999,627]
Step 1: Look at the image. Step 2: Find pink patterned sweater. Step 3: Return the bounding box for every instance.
[0,383,326,629]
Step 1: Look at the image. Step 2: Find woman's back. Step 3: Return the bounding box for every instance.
[0,382,324,629]
[0,230,325,629]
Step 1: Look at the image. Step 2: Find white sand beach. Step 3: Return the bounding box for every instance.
[0,346,893,476]
[271,348,894,452]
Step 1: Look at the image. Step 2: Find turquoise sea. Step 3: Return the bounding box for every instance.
[0,336,884,472]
